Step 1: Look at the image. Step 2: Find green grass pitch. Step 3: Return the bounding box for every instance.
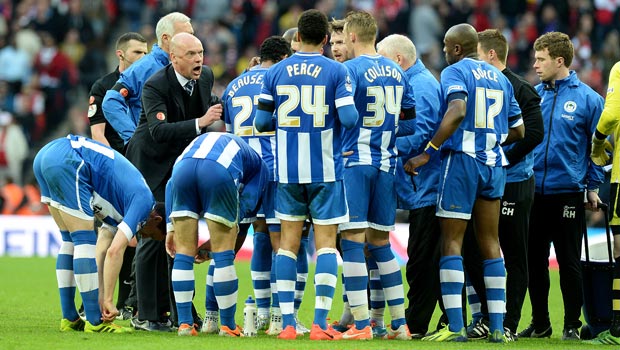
[0,257,597,349]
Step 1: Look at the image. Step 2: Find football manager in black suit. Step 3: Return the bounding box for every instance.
[125,32,222,330]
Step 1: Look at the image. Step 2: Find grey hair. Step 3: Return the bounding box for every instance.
[156,12,191,46]
[376,34,417,63]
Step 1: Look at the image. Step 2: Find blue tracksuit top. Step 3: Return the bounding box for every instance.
[395,59,442,210]
[102,44,170,144]
[533,70,605,194]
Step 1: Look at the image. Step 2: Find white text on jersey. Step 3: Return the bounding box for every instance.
[364,65,402,83]
[286,63,322,78]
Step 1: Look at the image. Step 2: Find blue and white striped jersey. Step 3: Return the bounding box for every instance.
[176,132,265,186]
[65,135,154,238]
[258,52,355,183]
[222,67,277,181]
[342,54,416,174]
[440,58,522,167]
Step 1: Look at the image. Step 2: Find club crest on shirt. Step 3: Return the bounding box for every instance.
[88,104,97,118]
[120,88,129,97]
[156,112,166,120]
[345,74,352,92]
[564,101,577,113]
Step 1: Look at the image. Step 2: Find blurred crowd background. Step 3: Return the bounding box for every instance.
[0,0,619,219]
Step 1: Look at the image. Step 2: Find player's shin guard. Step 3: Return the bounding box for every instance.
[172,253,195,326]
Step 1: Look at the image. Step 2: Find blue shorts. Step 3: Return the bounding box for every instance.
[257,181,279,225]
[437,152,506,220]
[239,164,269,224]
[33,138,94,220]
[340,165,396,231]
[275,181,348,225]
[168,158,240,228]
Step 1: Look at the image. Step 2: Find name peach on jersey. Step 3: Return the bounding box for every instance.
[471,67,499,82]
[286,63,322,78]
[227,72,264,98]
[364,65,402,83]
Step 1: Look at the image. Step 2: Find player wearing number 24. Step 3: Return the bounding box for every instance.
[254,9,359,339]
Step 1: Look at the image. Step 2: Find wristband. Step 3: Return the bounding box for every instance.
[424,141,439,156]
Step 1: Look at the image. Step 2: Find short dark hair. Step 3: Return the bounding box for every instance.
[478,29,508,64]
[116,32,147,51]
[297,9,328,46]
[260,36,292,63]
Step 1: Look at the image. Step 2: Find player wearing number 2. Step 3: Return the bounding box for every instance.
[403,23,524,343]
[337,10,416,341]
[222,36,293,334]
[255,9,359,340]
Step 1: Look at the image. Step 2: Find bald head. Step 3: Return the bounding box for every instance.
[170,32,200,54]
[443,23,478,65]
[170,33,204,80]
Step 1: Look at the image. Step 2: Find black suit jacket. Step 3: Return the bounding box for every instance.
[125,63,219,199]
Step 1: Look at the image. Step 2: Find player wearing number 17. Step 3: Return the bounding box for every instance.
[255,9,359,340]
[403,23,524,343]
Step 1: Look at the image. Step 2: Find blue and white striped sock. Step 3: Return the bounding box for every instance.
[439,255,465,332]
[70,230,100,326]
[314,248,338,330]
[212,250,238,329]
[465,274,482,324]
[205,260,218,312]
[172,253,195,326]
[367,243,405,329]
[483,257,506,333]
[56,230,78,321]
[276,249,296,328]
[367,254,385,327]
[251,231,272,316]
[295,235,308,312]
[270,251,280,312]
[341,239,370,329]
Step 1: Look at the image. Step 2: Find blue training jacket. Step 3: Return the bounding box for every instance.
[533,70,605,194]
[102,44,170,144]
[395,59,442,210]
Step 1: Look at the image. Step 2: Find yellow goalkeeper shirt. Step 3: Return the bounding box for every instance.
[596,61,620,183]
